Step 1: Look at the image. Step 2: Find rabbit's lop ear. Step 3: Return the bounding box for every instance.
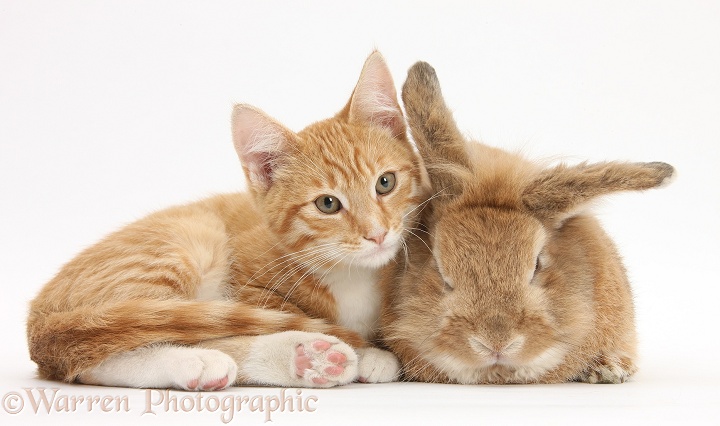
[522,161,675,224]
[402,61,470,198]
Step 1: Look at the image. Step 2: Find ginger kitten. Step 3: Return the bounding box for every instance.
[27,52,429,390]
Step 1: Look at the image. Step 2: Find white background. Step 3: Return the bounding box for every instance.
[1,1,719,425]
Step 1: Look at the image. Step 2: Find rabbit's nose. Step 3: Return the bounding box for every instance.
[469,336,525,357]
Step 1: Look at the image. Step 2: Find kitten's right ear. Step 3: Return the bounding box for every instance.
[231,104,297,194]
[402,61,470,197]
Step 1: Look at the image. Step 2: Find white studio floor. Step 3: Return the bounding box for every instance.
[1,354,718,425]
[2,1,719,425]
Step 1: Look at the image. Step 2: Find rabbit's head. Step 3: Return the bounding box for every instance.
[386,62,674,384]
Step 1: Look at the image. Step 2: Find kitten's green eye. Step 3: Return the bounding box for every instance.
[376,172,396,195]
[315,195,342,214]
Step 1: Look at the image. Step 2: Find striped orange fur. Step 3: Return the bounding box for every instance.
[27,52,429,389]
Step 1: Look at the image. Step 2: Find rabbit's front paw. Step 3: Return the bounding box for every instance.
[577,354,636,384]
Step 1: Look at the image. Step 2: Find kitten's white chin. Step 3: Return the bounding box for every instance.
[350,239,401,269]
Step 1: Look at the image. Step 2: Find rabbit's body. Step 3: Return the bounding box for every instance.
[379,62,674,384]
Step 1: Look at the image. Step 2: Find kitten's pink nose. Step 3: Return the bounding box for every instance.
[364,231,387,245]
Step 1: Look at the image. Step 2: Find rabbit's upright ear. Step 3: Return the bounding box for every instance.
[522,161,675,224]
[402,62,470,199]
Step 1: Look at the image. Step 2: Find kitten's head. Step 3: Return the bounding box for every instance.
[232,52,429,269]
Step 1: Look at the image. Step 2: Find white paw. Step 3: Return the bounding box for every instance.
[355,347,400,383]
[242,331,358,388]
[79,345,237,391]
[170,348,238,391]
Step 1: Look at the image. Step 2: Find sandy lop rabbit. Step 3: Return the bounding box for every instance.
[379,61,675,384]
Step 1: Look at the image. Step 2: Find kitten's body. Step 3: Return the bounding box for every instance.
[27,52,428,390]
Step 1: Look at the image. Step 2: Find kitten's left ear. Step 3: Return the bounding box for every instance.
[343,51,406,137]
[231,104,298,195]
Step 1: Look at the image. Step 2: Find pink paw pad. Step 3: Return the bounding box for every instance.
[201,376,229,390]
[312,340,332,351]
[327,351,347,364]
[324,365,344,375]
[294,339,349,384]
[187,375,229,391]
[295,346,313,376]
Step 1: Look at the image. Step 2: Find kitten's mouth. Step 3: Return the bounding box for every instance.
[353,240,400,268]
[372,241,393,254]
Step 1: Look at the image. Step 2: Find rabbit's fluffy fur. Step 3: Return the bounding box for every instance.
[379,62,674,384]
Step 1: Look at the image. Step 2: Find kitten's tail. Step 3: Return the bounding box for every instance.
[27,299,364,382]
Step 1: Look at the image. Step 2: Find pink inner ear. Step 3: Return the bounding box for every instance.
[349,52,405,136]
[373,109,405,137]
[245,151,277,190]
[260,160,274,184]
[231,105,291,191]
[353,90,405,137]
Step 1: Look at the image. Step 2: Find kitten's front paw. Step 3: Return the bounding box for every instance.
[174,349,238,391]
[294,338,357,387]
[244,331,358,388]
[576,354,636,384]
[355,347,400,383]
